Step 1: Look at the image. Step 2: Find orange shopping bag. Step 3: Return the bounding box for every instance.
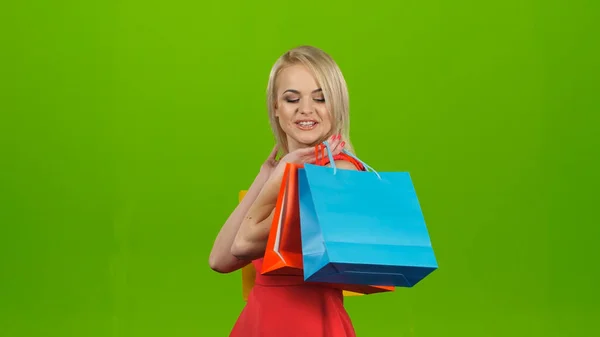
[260,163,395,295]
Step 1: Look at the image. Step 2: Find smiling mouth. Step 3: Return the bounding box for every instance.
[295,120,319,130]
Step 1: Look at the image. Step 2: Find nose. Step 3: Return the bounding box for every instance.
[298,98,315,115]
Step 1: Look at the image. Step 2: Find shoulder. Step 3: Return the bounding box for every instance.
[332,160,360,171]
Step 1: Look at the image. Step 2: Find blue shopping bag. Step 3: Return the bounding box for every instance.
[298,143,438,287]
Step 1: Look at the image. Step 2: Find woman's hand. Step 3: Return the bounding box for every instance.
[259,145,280,179]
[260,134,346,185]
[321,133,345,158]
[279,134,345,166]
[267,134,345,181]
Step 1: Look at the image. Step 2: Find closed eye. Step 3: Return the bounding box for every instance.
[284,98,325,103]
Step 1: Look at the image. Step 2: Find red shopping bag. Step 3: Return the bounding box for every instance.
[261,163,304,275]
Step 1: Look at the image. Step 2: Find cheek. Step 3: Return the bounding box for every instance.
[277,106,295,128]
[317,108,332,124]
[278,105,296,123]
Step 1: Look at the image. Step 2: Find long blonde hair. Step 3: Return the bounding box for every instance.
[266,45,355,155]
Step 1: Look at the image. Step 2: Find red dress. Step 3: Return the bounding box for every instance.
[229,153,363,337]
[229,258,356,337]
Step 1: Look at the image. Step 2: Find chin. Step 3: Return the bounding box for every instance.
[300,137,321,146]
[283,122,330,148]
[289,132,322,148]
[298,131,324,144]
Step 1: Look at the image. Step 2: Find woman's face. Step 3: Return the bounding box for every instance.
[275,64,332,152]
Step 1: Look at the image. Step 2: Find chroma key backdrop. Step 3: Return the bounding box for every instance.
[1,0,598,336]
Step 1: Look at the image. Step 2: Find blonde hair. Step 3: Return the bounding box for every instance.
[266,45,355,155]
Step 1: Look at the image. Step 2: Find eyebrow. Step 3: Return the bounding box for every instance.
[283,88,322,94]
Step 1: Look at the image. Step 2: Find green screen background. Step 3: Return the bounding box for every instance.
[1,1,598,336]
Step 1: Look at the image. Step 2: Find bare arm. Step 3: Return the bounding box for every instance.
[208,171,270,273]
[220,136,348,268]
[230,163,287,261]
[230,159,359,260]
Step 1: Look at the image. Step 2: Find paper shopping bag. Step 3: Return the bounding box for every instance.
[261,162,395,295]
[241,260,255,301]
[239,190,256,301]
[298,147,438,288]
[261,163,304,275]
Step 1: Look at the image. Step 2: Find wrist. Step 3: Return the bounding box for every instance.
[269,162,287,182]
[251,171,269,189]
[262,164,285,193]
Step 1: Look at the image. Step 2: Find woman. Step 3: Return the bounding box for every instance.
[209,45,364,337]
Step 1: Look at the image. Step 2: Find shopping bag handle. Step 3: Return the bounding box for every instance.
[322,141,382,179]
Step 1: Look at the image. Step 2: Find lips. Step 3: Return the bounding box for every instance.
[295,120,319,130]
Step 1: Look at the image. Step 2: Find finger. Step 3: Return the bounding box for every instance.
[327,134,342,154]
[305,148,317,164]
[323,134,337,152]
[268,144,279,160]
[299,146,316,158]
[329,134,340,146]
[333,141,346,156]
[296,146,316,163]
[333,137,345,155]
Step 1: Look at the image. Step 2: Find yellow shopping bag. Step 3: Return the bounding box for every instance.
[239,190,363,301]
[239,190,255,301]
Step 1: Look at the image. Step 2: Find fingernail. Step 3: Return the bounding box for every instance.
[336,134,341,140]
[340,141,345,147]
